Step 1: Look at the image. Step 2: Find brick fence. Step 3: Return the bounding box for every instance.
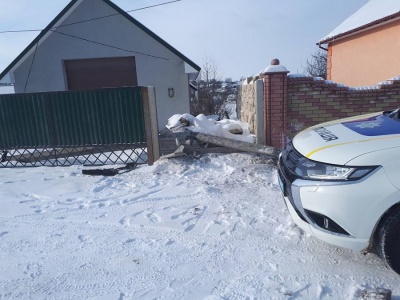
[240,59,400,149]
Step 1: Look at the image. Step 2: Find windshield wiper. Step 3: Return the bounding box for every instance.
[386,108,400,121]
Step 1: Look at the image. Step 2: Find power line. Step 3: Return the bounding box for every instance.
[56,0,181,28]
[0,29,43,33]
[24,42,39,92]
[0,0,182,34]
[50,30,169,60]
[127,0,181,12]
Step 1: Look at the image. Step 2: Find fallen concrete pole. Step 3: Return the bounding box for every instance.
[193,133,281,159]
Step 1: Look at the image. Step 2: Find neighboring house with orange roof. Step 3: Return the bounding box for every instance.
[318,0,400,87]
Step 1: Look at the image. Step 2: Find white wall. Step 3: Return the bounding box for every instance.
[12,0,195,130]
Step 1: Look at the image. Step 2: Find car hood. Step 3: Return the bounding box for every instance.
[292,112,400,165]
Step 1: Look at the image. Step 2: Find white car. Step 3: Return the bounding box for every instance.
[278,109,400,274]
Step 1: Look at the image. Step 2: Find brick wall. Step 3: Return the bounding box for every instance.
[287,75,400,139]
[237,60,400,150]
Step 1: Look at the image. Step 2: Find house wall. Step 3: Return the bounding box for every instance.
[328,19,400,87]
[12,0,191,130]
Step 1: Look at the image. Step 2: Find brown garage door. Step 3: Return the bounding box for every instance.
[64,56,138,91]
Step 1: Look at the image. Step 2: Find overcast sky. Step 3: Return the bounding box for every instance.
[0,0,368,81]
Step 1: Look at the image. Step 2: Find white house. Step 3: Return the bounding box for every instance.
[0,0,201,130]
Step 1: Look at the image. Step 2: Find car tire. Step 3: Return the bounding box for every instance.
[375,205,400,275]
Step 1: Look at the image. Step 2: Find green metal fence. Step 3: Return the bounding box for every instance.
[0,87,154,167]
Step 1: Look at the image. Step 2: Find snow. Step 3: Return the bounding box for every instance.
[287,74,312,79]
[167,113,255,143]
[319,0,400,43]
[264,64,289,74]
[288,73,392,91]
[349,85,380,91]
[1,153,400,299]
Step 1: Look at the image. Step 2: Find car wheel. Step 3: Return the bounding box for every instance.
[375,205,400,275]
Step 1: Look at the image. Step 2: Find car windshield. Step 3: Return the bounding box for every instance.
[385,108,400,121]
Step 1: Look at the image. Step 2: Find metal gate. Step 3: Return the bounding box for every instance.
[0,87,159,167]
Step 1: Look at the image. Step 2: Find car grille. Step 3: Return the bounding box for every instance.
[278,142,309,223]
[279,141,304,182]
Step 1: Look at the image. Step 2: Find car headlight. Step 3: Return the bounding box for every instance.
[294,158,378,181]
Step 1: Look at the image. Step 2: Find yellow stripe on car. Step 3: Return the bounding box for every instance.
[306,135,400,158]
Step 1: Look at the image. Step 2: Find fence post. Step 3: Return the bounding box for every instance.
[255,78,265,145]
[142,86,160,165]
[263,59,289,149]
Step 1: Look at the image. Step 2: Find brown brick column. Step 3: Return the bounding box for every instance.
[263,59,289,149]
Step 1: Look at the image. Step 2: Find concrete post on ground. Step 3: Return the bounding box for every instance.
[263,59,289,149]
[254,78,265,145]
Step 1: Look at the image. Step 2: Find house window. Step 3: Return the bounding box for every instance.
[64,56,138,91]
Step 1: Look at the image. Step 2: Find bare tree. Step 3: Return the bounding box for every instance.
[304,50,327,79]
[190,57,226,119]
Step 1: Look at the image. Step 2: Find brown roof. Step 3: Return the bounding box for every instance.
[318,0,400,44]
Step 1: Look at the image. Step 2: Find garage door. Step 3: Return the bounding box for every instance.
[64,56,138,91]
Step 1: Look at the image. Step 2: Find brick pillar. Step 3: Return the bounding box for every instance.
[263,59,289,149]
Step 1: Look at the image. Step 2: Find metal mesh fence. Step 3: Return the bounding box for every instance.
[0,145,147,167]
[0,87,152,168]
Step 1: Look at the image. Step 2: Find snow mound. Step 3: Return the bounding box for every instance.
[166,113,255,143]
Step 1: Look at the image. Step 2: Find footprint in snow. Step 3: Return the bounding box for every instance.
[184,224,196,232]
[119,217,130,226]
[146,211,161,223]
[24,262,43,279]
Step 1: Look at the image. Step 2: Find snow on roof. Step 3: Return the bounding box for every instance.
[318,0,400,44]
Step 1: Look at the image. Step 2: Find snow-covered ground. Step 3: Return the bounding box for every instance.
[1,153,400,299]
